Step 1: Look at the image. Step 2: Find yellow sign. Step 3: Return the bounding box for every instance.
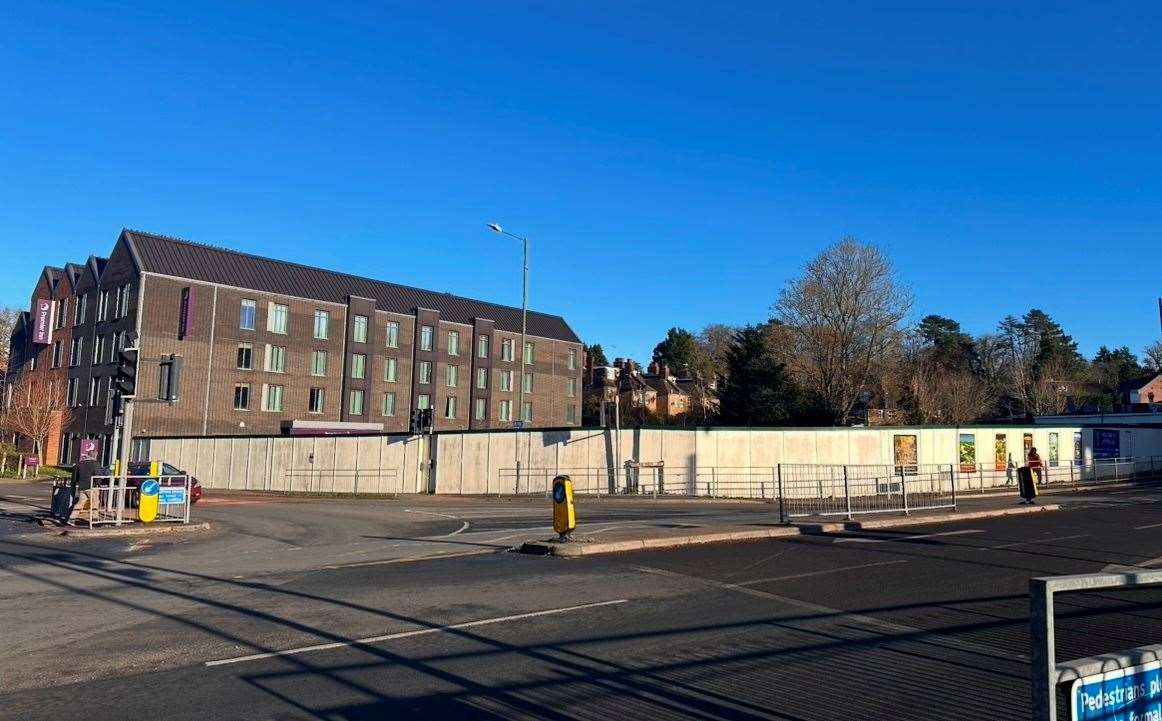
[552,475,576,537]
[139,478,160,523]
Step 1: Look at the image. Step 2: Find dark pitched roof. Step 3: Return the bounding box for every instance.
[63,262,86,287]
[121,229,581,342]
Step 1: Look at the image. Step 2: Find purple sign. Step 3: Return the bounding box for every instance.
[32,298,52,344]
[178,286,193,339]
[79,438,101,462]
[24,455,39,468]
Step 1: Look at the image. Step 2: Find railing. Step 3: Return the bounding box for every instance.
[86,474,192,527]
[957,456,1162,492]
[282,468,402,495]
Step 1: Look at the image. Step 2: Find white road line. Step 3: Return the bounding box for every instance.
[732,560,909,587]
[322,548,496,569]
[204,598,628,667]
[404,508,461,520]
[428,521,470,538]
[1136,522,1162,530]
[833,529,984,544]
[975,533,1089,551]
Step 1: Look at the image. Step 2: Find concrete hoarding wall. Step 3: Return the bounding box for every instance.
[144,425,1162,495]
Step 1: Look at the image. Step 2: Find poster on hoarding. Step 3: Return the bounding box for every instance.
[1048,433,1059,467]
[1094,430,1120,460]
[1074,432,1083,465]
[995,434,1008,471]
[894,434,918,475]
[959,434,976,473]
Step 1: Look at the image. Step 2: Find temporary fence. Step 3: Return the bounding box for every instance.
[85,474,193,527]
[957,455,1162,491]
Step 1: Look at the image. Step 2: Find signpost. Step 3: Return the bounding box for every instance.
[1071,661,1162,720]
[159,485,187,506]
[78,438,101,462]
[23,455,39,478]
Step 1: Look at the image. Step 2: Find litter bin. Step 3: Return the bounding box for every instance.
[1017,466,1038,504]
[50,479,73,520]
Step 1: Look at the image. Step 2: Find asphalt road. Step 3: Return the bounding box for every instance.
[4,483,1162,719]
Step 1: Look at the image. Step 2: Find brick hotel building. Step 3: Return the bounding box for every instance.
[5,229,584,465]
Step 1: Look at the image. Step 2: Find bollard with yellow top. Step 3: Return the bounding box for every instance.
[551,475,576,541]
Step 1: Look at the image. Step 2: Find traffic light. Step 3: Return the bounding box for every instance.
[158,354,183,401]
[115,346,139,398]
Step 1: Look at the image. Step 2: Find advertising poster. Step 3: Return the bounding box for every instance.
[995,434,1008,471]
[894,434,918,474]
[1048,433,1059,467]
[1094,430,1121,460]
[32,298,52,344]
[959,434,976,473]
[1074,432,1083,465]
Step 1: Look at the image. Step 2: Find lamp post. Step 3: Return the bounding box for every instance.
[487,223,529,491]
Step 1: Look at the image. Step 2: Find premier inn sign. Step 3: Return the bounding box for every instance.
[32,298,52,344]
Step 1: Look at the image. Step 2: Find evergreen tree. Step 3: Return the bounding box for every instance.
[717,324,800,426]
[584,343,609,368]
[651,327,708,377]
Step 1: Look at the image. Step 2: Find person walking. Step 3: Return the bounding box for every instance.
[1020,447,1044,504]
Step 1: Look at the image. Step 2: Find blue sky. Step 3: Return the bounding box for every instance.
[2,1,1160,363]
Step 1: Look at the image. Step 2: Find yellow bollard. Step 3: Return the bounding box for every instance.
[552,475,576,540]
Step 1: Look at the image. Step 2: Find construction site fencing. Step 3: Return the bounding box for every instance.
[281,468,401,495]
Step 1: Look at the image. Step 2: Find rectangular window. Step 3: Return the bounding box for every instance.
[55,298,67,329]
[313,310,329,339]
[384,357,398,382]
[499,370,513,392]
[69,337,83,367]
[351,353,367,379]
[89,378,102,406]
[117,284,130,317]
[234,383,251,410]
[522,372,534,394]
[308,387,325,414]
[382,391,397,416]
[237,343,253,370]
[523,342,535,365]
[310,350,327,376]
[500,338,513,362]
[521,401,533,422]
[418,360,432,384]
[353,314,368,343]
[74,294,87,325]
[474,397,486,421]
[476,367,487,389]
[93,335,105,365]
[262,384,283,411]
[349,389,365,415]
[240,299,256,330]
[265,345,287,373]
[97,290,109,321]
[567,404,577,424]
[444,396,457,419]
[268,303,289,334]
[567,377,577,398]
[51,341,62,368]
[67,377,79,407]
[447,330,460,356]
[498,399,512,421]
[420,325,434,351]
[417,393,431,410]
[477,334,489,359]
[446,364,459,387]
[568,348,578,370]
[385,321,399,348]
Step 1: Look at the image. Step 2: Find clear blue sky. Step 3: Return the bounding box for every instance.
[3,1,1160,363]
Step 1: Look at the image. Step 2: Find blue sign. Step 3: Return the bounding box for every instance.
[159,487,187,505]
[552,482,566,503]
[140,479,160,496]
[1072,661,1162,720]
[513,421,526,430]
[1094,430,1121,460]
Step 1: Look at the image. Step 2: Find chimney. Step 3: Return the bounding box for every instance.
[648,361,659,375]
[662,363,671,379]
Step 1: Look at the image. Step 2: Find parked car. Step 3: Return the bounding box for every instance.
[125,462,203,504]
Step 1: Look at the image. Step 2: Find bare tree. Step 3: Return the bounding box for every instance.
[0,307,20,377]
[1145,341,1162,373]
[909,361,996,424]
[774,238,912,424]
[0,373,73,465]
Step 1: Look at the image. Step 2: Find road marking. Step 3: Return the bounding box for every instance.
[632,565,1025,662]
[428,521,470,538]
[1102,555,1162,573]
[205,598,628,667]
[833,529,984,544]
[975,534,1089,551]
[1136,522,1162,530]
[322,548,496,569]
[404,508,461,520]
[732,560,909,587]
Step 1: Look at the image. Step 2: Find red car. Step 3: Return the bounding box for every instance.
[126,462,203,504]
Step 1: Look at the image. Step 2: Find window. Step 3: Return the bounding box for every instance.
[69,337,83,367]
[521,401,533,422]
[447,330,460,356]
[67,377,79,407]
[446,364,459,387]
[89,378,103,406]
[55,298,67,329]
[499,370,513,392]
[500,338,514,362]
[310,350,327,376]
[237,343,253,370]
[93,335,105,365]
[97,290,109,321]
[476,367,488,390]
[567,377,577,397]
[522,372,534,394]
[353,314,368,343]
[313,310,329,339]
[420,325,434,351]
[351,353,367,379]
[417,393,431,410]
[474,398,487,421]
[382,391,397,416]
[498,399,512,421]
[444,396,457,419]
[568,348,578,370]
[74,294,87,325]
[234,383,251,410]
[268,303,289,334]
[477,334,489,358]
[308,388,325,414]
[261,384,283,412]
[567,404,577,424]
[265,345,287,373]
[385,321,399,348]
[349,389,365,415]
[110,331,121,361]
[523,341,535,365]
[418,361,432,384]
[240,299,256,330]
[117,284,130,317]
[384,357,398,382]
[51,341,62,368]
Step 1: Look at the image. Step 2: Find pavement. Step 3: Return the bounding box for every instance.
[4,481,1162,719]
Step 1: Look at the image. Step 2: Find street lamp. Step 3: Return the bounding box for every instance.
[487,222,530,491]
